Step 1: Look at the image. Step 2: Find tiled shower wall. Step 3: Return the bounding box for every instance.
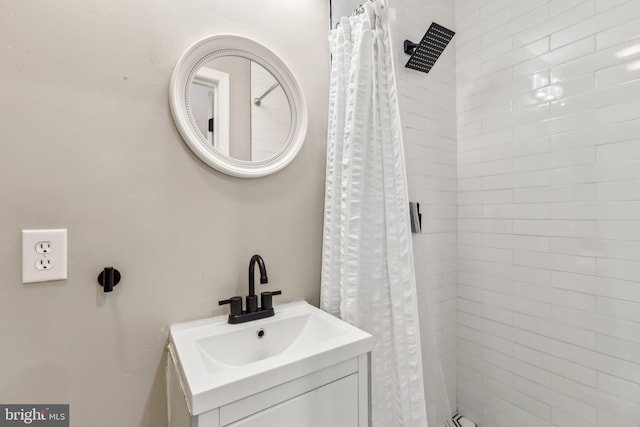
[392,0,458,424]
[454,1,640,426]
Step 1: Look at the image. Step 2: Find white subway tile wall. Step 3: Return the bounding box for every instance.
[391,0,458,423]
[455,1,640,426]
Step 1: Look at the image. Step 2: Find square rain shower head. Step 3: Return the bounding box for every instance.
[404,22,455,73]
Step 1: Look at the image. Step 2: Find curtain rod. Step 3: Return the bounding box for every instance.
[333,0,376,29]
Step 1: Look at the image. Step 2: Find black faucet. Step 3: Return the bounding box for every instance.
[218,254,282,324]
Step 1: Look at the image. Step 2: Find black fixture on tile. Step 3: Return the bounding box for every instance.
[404,22,455,73]
[98,266,121,292]
[218,255,282,324]
[410,202,422,234]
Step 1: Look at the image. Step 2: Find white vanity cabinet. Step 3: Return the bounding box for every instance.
[227,374,358,427]
[168,351,370,427]
[166,301,372,427]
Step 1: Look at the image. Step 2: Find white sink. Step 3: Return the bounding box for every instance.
[169,300,372,415]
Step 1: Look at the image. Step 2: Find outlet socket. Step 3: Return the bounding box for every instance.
[35,241,53,254]
[35,257,55,270]
[22,229,67,283]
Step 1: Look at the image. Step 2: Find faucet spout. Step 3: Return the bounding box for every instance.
[248,254,268,297]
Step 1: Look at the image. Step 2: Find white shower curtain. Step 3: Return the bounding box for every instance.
[321,1,428,426]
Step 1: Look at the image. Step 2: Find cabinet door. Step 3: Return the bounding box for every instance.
[226,374,358,427]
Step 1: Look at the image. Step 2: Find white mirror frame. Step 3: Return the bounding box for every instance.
[169,35,308,178]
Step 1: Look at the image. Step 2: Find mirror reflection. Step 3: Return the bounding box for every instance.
[189,57,292,162]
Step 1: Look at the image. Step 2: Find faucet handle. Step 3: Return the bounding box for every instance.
[245,294,257,313]
[260,290,282,311]
[219,296,243,316]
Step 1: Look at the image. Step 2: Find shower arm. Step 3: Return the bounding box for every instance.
[253,82,280,106]
[404,40,419,55]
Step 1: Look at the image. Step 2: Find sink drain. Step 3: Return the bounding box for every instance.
[256,328,265,339]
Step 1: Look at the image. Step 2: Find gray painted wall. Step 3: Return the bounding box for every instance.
[0,1,330,426]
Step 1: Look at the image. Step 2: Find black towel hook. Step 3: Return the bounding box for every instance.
[98,267,121,292]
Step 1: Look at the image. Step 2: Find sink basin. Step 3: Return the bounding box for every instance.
[196,310,348,369]
[169,300,372,415]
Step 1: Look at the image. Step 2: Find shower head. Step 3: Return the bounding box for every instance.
[404,22,455,73]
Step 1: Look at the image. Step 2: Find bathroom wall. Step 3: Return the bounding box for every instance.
[390,0,459,425]
[0,1,329,426]
[454,1,640,426]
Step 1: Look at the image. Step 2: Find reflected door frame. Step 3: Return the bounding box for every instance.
[194,68,230,156]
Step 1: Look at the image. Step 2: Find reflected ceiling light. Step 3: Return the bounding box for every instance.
[626,60,640,71]
[535,86,563,101]
[615,44,640,58]
[532,73,548,89]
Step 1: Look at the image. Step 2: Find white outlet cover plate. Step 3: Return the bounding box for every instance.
[22,229,68,283]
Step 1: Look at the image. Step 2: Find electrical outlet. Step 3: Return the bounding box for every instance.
[22,229,67,283]
[35,257,55,270]
[35,241,53,254]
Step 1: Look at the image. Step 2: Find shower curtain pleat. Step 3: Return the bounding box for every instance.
[321,1,429,426]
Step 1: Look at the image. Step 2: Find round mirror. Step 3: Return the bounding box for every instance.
[170,35,308,178]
